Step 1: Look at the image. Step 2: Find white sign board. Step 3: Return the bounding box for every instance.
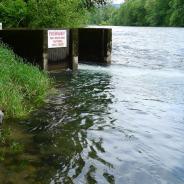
[0,23,2,30]
[48,30,67,48]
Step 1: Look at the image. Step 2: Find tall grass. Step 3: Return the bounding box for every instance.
[0,42,52,118]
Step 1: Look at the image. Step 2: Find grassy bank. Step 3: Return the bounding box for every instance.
[0,42,52,118]
[0,43,53,162]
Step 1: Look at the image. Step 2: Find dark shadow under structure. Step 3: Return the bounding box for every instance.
[0,28,112,71]
[78,28,112,65]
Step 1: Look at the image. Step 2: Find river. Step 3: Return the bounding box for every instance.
[1,26,184,184]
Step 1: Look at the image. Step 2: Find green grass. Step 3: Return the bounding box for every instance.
[0,42,53,118]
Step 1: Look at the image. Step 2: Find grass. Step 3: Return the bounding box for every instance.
[0,42,53,119]
[0,127,24,161]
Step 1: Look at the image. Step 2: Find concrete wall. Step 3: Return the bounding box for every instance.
[0,29,45,69]
[78,28,112,64]
[0,29,72,71]
[47,29,71,71]
[69,29,79,70]
[0,28,112,71]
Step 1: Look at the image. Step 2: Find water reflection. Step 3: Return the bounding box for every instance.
[22,71,115,183]
[1,27,184,184]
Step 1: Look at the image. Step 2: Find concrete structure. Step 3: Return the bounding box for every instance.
[79,28,112,65]
[0,28,112,71]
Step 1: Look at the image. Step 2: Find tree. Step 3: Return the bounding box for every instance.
[27,0,87,28]
[145,0,170,26]
[0,0,27,28]
[113,0,147,26]
[169,0,184,26]
[82,0,110,8]
[112,0,184,27]
[0,0,110,28]
[88,4,116,25]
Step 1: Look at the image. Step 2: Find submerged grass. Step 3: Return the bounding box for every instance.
[0,42,53,118]
[0,43,53,163]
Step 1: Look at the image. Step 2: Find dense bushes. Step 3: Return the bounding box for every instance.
[88,5,116,25]
[0,0,109,28]
[0,0,87,28]
[88,0,184,27]
[0,43,52,118]
[1,0,182,27]
[113,0,184,27]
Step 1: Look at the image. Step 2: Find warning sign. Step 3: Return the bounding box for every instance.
[48,30,67,48]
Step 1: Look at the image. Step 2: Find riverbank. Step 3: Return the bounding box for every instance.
[0,42,53,162]
[0,43,52,118]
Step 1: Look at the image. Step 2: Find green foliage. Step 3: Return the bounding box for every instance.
[112,0,184,27]
[0,127,24,162]
[169,0,184,26]
[27,0,87,28]
[0,127,11,146]
[113,0,147,26]
[82,0,110,8]
[0,43,52,118]
[0,0,110,28]
[0,0,27,28]
[0,0,88,28]
[88,4,116,25]
[145,0,171,26]
[10,141,24,153]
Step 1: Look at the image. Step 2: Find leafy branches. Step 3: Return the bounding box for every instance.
[0,0,110,28]
[113,0,184,27]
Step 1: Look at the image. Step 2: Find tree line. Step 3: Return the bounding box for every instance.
[0,0,183,28]
[0,0,109,28]
[88,0,184,27]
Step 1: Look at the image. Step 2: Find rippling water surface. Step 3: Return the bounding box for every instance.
[2,27,184,184]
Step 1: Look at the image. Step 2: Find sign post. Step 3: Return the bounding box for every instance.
[48,30,67,48]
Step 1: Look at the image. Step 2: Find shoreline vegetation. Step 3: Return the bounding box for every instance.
[88,0,184,27]
[0,0,183,29]
[0,0,108,165]
[0,43,52,119]
[0,0,182,178]
[0,0,100,28]
[0,43,53,161]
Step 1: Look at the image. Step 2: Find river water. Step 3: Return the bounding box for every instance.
[1,26,184,184]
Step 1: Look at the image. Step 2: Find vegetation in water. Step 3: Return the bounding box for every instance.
[0,43,53,165]
[88,0,184,27]
[0,42,52,118]
[0,127,24,161]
